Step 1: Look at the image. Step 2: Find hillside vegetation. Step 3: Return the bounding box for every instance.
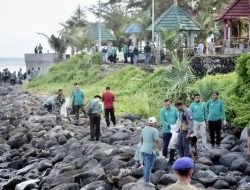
[26,53,250,128]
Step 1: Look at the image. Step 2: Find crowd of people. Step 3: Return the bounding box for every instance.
[0,67,41,85]
[42,85,250,189]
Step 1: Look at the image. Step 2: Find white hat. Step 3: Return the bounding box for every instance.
[148,117,157,124]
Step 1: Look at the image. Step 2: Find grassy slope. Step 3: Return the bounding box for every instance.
[26,54,249,127]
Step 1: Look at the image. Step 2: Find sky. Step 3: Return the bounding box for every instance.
[0,0,97,58]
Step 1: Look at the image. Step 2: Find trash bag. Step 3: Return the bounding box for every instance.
[169,120,181,149]
[60,98,69,118]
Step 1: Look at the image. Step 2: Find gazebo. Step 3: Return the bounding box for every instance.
[89,23,117,43]
[215,0,250,52]
[147,0,202,49]
[125,24,142,46]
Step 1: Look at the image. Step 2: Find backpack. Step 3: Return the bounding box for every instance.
[87,101,99,116]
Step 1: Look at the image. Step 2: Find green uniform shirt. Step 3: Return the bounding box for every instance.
[72,90,84,106]
[87,99,103,114]
[123,45,128,54]
[141,126,159,155]
[160,107,179,133]
[206,99,226,121]
[190,102,206,122]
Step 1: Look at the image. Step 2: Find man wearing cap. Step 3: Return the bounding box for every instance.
[190,94,208,150]
[175,101,193,158]
[141,117,161,187]
[164,157,198,190]
[160,99,179,164]
[87,95,103,141]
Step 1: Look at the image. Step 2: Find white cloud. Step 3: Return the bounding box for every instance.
[0,0,97,57]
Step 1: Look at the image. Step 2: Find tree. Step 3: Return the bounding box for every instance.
[37,33,67,56]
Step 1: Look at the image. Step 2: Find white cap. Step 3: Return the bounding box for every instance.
[148,117,157,124]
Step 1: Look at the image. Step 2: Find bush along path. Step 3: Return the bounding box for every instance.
[0,84,249,190]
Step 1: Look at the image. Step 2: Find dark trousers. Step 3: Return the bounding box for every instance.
[162,133,175,161]
[130,52,134,64]
[71,102,75,114]
[10,79,15,85]
[124,53,128,63]
[74,105,87,119]
[208,120,222,146]
[104,108,116,127]
[3,76,8,83]
[177,131,190,158]
[44,104,52,113]
[89,113,101,140]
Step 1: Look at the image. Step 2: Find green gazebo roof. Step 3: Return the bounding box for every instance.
[90,23,117,41]
[147,4,202,31]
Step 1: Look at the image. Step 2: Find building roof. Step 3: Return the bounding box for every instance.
[89,23,117,42]
[125,25,142,34]
[215,0,250,21]
[147,4,202,31]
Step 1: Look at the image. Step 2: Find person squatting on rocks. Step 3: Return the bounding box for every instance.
[87,95,103,141]
[72,83,86,125]
[160,99,179,164]
[141,117,161,188]
[206,91,226,149]
[43,95,56,113]
[175,101,193,158]
[102,87,116,127]
[54,89,65,125]
[163,157,199,190]
[190,93,208,150]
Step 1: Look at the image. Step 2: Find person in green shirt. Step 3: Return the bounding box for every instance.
[141,117,161,187]
[206,91,226,149]
[160,99,179,164]
[87,95,103,141]
[190,94,208,150]
[72,83,85,125]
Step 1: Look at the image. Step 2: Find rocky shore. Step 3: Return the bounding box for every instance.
[0,84,249,190]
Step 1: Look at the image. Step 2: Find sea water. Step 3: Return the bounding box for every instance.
[0,57,26,72]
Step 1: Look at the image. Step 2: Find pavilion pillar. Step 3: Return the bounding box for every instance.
[238,19,241,38]
[227,19,232,41]
[249,17,250,43]
[224,20,228,40]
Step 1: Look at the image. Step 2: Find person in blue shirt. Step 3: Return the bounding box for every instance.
[141,117,161,188]
[160,99,179,164]
[175,101,193,158]
[206,91,226,149]
[72,83,85,125]
[190,94,208,150]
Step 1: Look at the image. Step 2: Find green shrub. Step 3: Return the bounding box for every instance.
[236,53,250,83]
[91,53,103,65]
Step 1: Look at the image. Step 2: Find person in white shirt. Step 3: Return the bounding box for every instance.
[208,39,215,55]
[197,41,204,56]
[129,43,135,64]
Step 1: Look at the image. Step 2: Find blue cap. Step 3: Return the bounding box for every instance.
[172,157,194,170]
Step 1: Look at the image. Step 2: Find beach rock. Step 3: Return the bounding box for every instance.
[80,180,112,190]
[159,174,177,185]
[220,152,244,167]
[118,176,137,188]
[240,127,249,141]
[213,179,230,189]
[38,159,52,171]
[15,179,39,190]
[52,152,67,165]
[197,157,213,166]
[109,131,130,144]
[51,183,80,190]
[231,158,247,172]
[122,180,155,190]
[2,176,23,190]
[237,183,250,190]
[208,149,229,163]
